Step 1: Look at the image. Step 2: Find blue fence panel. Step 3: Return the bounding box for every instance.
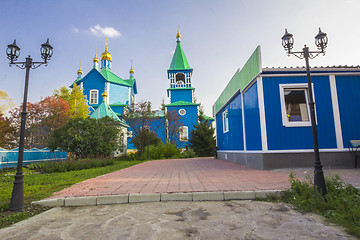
[0,148,68,169]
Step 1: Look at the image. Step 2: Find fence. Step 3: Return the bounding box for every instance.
[0,147,67,169]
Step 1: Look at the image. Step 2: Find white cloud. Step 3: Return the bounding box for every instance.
[89,24,121,38]
[71,25,79,33]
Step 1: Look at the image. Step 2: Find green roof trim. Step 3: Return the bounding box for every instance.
[169,42,191,70]
[109,102,126,107]
[167,87,195,91]
[212,46,262,116]
[165,100,199,107]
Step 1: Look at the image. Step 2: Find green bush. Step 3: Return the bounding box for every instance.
[269,172,360,238]
[139,143,180,160]
[179,149,197,158]
[27,158,116,173]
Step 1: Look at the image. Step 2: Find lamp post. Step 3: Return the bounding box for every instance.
[281,28,328,197]
[6,39,53,211]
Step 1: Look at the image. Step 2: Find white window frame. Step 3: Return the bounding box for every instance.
[222,109,229,133]
[89,89,99,104]
[178,108,186,116]
[279,83,316,127]
[179,126,188,142]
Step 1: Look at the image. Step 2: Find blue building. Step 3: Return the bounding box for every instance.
[72,32,210,151]
[72,38,137,116]
[213,46,360,169]
[164,31,200,148]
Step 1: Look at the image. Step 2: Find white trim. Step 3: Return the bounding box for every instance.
[128,87,131,105]
[241,93,246,151]
[279,83,316,127]
[257,76,268,151]
[329,75,344,148]
[217,148,348,154]
[222,109,229,133]
[261,72,360,78]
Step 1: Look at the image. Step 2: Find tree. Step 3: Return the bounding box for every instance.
[48,117,121,159]
[0,90,15,113]
[165,109,183,144]
[68,84,89,119]
[53,85,70,101]
[188,108,216,157]
[0,113,16,149]
[123,100,162,154]
[9,96,71,148]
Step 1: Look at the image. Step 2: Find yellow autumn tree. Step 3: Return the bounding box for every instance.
[0,90,15,114]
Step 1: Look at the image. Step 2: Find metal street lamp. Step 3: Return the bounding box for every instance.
[6,39,53,211]
[281,28,327,197]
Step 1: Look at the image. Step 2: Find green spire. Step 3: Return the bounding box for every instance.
[169,32,191,70]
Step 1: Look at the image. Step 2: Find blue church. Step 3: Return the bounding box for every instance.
[73,31,207,150]
[72,38,137,116]
[213,46,360,169]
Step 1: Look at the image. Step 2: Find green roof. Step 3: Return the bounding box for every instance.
[169,42,191,70]
[100,68,134,87]
[90,102,129,127]
[201,114,214,121]
[212,46,262,116]
[165,100,199,107]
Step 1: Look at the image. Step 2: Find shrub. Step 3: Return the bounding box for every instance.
[140,143,180,160]
[27,158,116,173]
[269,172,360,238]
[179,149,197,158]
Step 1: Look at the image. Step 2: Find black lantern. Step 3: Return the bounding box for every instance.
[40,38,53,62]
[315,28,328,52]
[281,29,294,54]
[280,28,328,197]
[6,40,20,63]
[6,39,53,211]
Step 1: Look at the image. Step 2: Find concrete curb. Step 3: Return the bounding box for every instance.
[32,189,286,207]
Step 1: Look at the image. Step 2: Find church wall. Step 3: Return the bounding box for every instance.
[166,105,198,148]
[170,89,193,103]
[82,73,106,107]
[109,83,130,105]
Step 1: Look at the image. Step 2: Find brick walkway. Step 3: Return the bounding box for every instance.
[49,158,291,199]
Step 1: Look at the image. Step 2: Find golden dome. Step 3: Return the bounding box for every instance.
[93,47,99,63]
[77,61,82,75]
[102,91,108,99]
[129,60,134,74]
[101,38,112,61]
[176,30,181,39]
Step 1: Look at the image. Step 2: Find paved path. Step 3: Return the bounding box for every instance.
[49,158,291,199]
[1,201,355,240]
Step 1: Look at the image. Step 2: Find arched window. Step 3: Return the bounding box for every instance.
[175,73,185,85]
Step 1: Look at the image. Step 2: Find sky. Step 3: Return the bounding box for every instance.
[1,0,360,117]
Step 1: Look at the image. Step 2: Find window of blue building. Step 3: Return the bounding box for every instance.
[222,109,229,133]
[90,90,99,104]
[279,84,314,127]
[179,126,188,142]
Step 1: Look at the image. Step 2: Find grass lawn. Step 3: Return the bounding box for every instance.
[0,159,145,229]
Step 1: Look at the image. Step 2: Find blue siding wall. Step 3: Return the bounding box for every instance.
[336,75,360,147]
[82,70,105,106]
[263,75,337,150]
[109,84,129,105]
[243,82,262,150]
[215,92,244,150]
[171,89,193,103]
[167,105,198,148]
